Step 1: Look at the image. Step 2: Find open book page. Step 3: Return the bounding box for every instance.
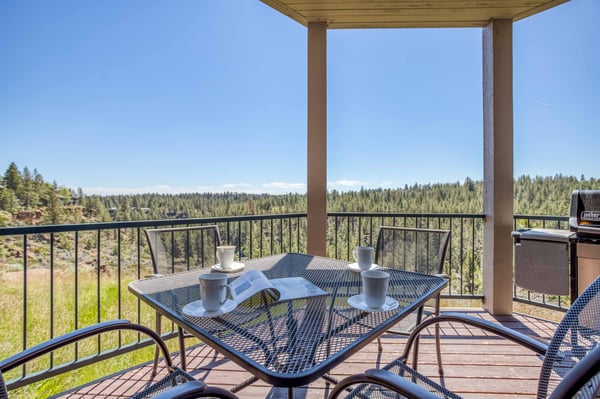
[229,270,328,305]
[270,277,329,301]
[230,270,280,304]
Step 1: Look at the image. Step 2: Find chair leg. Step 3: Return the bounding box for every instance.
[434,297,444,375]
[435,323,443,375]
[178,326,187,371]
[152,313,162,377]
[377,336,383,352]
[411,306,425,369]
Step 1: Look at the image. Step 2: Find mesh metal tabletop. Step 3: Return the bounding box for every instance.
[128,253,447,388]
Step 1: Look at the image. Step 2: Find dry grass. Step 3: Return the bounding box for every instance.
[0,267,167,399]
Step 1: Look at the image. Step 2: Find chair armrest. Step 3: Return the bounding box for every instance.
[365,369,441,399]
[0,320,172,373]
[327,369,440,399]
[402,312,548,362]
[148,381,207,399]
[149,380,240,399]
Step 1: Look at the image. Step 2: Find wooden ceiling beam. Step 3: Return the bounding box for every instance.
[261,0,569,29]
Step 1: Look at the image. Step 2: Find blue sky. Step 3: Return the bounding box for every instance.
[1,0,598,195]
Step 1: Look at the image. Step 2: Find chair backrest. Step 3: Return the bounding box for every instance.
[145,225,222,275]
[374,227,450,275]
[548,344,600,399]
[539,276,600,398]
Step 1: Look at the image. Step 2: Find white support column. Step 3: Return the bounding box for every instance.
[307,21,327,256]
[482,19,514,315]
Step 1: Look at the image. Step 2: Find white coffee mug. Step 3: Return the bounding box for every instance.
[353,246,374,271]
[199,273,231,312]
[361,270,390,309]
[216,245,236,270]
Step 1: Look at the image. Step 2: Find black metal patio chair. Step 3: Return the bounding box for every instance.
[374,226,450,370]
[145,225,222,374]
[0,319,238,399]
[328,276,600,399]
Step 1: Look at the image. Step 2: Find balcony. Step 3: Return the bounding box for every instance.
[1,0,591,395]
[0,212,570,398]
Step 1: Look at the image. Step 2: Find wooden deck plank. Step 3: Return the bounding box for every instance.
[52,309,559,399]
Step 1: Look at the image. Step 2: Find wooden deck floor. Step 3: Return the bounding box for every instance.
[54,308,558,399]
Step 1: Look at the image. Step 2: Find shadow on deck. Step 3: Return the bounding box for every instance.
[53,308,558,399]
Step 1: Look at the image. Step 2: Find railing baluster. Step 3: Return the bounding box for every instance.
[136,227,142,330]
[260,219,264,258]
[277,218,281,253]
[96,229,101,353]
[237,220,241,258]
[22,234,28,379]
[472,217,477,295]
[117,228,122,348]
[334,216,339,259]
[75,231,79,359]
[50,232,55,368]
[270,219,274,255]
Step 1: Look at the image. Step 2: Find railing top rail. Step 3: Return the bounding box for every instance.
[0,213,307,236]
[328,212,485,218]
[0,213,568,236]
[514,214,569,221]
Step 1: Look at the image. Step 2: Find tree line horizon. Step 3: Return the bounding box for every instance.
[1,162,599,226]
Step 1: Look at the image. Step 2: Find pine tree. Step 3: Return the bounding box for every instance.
[0,187,20,215]
[21,166,39,208]
[44,191,64,224]
[118,196,131,221]
[4,162,23,196]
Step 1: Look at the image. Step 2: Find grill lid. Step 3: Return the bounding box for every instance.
[570,190,600,235]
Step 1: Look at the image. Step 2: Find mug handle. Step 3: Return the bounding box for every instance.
[221,284,236,304]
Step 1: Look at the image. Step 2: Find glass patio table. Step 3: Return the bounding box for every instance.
[128,253,447,396]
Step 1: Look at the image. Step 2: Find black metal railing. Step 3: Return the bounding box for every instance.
[327,212,485,298]
[0,214,307,389]
[514,214,570,230]
[0,212,571,388]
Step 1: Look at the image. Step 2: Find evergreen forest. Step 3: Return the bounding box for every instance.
[1,162,599,227]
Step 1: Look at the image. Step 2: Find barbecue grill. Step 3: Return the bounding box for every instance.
[513,190,600,302]
[569,190,600,298]
[570,190,600,236]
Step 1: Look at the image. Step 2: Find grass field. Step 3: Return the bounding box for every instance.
[0,266,182,399]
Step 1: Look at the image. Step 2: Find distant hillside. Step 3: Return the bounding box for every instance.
[1,162,599,227]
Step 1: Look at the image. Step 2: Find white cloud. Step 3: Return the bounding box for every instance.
[82,185,216,195]
[84,179,406,196]
[82,181,306,196]
[223,183,253,189]
[263,182,305,191]
[328,179,364,190]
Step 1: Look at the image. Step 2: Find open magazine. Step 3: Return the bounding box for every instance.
[229,270,329,305]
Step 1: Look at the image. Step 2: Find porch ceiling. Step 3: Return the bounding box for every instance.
[260,0,569,29]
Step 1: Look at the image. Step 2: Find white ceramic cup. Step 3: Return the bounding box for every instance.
[199,273,231,312]
[361,270,390,309]
[353,246,374,271]
[216,245,236,270]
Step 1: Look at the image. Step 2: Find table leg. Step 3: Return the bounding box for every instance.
[231,375,259,393]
